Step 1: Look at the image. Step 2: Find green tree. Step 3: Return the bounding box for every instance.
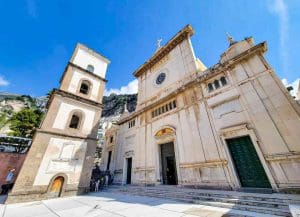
[8,108,44,138]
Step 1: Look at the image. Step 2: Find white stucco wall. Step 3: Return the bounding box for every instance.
[33,138,86,185]
[72,47,108,78]
[52,102,95,135]
[68,70,100,101]
[138,38,197,105]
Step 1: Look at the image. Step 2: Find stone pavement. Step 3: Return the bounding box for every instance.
[0,192,276,217]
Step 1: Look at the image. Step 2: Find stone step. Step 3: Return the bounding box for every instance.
[106,186,296,216]
[130,191,288,209]
[134,190,291,206]
[119,191,291,216]
[111,185,300,204]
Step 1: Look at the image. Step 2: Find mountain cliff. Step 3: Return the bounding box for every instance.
[102,93,137,117]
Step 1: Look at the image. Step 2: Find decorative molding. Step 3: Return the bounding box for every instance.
[36,129,98,141]
[60,62,107,84]
[47,89,103,109]
[134,167,155,172]
[219,123,249,136]
[179,160,228,169]
[265,152,300,162]
[124,150,134,157]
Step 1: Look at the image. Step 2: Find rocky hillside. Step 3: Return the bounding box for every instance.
[0,93,47,134]
[102,93,137,117]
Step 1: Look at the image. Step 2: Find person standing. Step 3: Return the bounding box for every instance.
[104,174,109,188]
[95,179,100,192]
[5,168,15,183]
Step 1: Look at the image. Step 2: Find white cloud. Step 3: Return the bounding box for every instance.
[0,76,9,86]
[281,78,299,98]
[104,79,138,96]
[267,0,289,76]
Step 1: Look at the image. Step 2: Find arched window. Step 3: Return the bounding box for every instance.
[220,76,227,86]
[214,80,220,89]
[69,114,80,129]
[208,83,214,92]
[79,80,90,95]
[87,65,94,73]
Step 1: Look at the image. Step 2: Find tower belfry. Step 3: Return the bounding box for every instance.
[6,43,110,203]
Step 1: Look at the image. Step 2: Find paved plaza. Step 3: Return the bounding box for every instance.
[0,192,276,217]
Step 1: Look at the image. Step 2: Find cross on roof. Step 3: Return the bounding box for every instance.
[156,38,163,50]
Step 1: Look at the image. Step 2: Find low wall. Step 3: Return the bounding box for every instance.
[0,152,26,186]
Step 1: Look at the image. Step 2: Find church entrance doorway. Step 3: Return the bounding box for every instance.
[49,176,64,197]
[226,136,271,189]
[160,142,177,185]
[126,157,132,184]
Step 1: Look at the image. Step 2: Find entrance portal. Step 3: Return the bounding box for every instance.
[49,176,64,197]
[226,136,271,189]
[160,142,177,185]
[126,157,132,184]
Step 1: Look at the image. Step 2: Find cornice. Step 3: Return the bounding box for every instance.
[36,129,98,141]
[46,88,103,109]
[133,24,194,77]
[70,43,110,65]
[60,62,107,84]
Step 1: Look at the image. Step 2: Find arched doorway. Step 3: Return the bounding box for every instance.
[49,176,64,197]
[155,127,178,185]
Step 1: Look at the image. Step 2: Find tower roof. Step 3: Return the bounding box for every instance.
[70,43,110,64]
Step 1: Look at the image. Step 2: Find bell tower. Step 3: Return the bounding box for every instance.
[6,43,110,203]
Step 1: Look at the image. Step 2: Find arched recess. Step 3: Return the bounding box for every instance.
[47,173,68,198]
[154,126,176,140]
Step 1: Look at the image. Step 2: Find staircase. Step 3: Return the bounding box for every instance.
[106,185,300,216]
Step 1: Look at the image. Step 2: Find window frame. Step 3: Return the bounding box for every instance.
[86,64,94,73]
[67,110,84,130]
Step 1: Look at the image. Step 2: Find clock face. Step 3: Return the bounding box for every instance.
[156,72,166,85]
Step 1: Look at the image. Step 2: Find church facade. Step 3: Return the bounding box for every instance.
[101,25,300,192]
[6,44,109,203]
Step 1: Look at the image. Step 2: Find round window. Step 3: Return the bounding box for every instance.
[156,72,166,85]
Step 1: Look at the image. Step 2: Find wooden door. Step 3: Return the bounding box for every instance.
[160,142,177,185]
[49,176,64,197]
[226,136,271,188]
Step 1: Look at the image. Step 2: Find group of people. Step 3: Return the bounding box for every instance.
[90,164,113,192]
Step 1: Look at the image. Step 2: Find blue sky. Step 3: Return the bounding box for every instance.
[0,0,299,96]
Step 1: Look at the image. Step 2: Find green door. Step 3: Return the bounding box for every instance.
[226,136,271,188]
